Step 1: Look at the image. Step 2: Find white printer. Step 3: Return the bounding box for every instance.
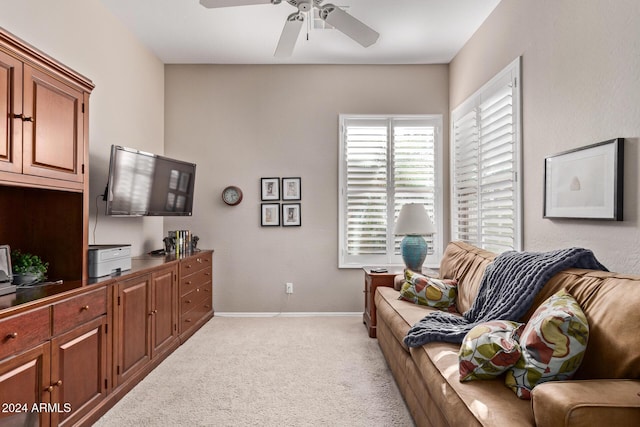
[88,245,132,278]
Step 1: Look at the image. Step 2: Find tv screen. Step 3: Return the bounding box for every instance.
[105,145,196,216]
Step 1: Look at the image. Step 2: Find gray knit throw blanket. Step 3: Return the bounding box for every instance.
[403,248,607,348]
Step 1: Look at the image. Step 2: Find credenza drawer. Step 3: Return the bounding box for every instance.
[179,253,212,278]
[180,281,212,314]
[0,307,51,360]
[180,299,212,333]
[179,268,211,296]
[52,287,107,336]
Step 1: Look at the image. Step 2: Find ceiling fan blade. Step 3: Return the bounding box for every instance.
[199,0,272,8]
[319,4,379,48]
[274,13,304,57]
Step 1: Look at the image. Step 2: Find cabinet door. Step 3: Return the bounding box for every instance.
[50,316,108,427]
[0,342,51,427]
[115,275,151,386]
[0,49,22,174]
[22,64,84,183]
[150,266,178,359]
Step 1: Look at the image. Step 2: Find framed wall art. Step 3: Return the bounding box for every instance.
[261,178,280,201]
[544,138,623,220]
[282,203,301,227]
[282,177,301,201]
[261,203,280,226]
[0,245,11,280]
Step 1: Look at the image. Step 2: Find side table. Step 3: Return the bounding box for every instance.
[363,267,404,338]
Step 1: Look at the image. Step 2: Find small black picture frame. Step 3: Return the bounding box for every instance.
[261,203,280,226]
[261,177,280,201]
[282,177,301,201]
[282,203,301,227]
[544,138,623,220]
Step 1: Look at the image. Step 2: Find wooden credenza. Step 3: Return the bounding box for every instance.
[0,251,214,427]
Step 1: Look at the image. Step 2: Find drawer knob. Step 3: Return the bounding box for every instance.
[204,305,210,309]
[197,258,202,263]
[7,332,18,339]
[185,318,192,323]
[186,280,192,285]
[185,300,192,304]
[46,385,54,393]
[81,305,90,311]
[55,380,63,387]
[204,272,211,276]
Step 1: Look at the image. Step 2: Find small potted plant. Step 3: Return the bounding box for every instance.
[11,249,48,285]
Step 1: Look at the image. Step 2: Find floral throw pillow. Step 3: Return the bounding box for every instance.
[505,290,589,399]
[398,270,457,310]
[459,320,525,382]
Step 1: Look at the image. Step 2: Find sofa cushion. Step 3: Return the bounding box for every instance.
[398,269,458,310]
[438,241,496,314]
[459,320,525,382]
[375,286,440,352]
[506,290,589,399]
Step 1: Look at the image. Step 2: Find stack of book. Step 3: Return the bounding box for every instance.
[168,230,193,256]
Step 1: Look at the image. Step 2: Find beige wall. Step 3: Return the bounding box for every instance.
[451,0,640,273]
[0,0,166,256]
[164,65,449,312]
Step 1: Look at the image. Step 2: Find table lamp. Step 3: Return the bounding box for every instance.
[393,204,436,271]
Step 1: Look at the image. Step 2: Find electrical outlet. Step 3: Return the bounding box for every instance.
[285,282,293,294]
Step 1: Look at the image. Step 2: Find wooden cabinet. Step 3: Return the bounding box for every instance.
[114,265,179,387]
[114,274,151,386]
[0,29,92,190]
[50,316,108,427]
[150,266,178,359]
[0,285,109,427]
[178,252,213,341]
[0,342,51,427]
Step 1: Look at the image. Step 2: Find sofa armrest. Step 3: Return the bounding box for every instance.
[531,379,640,427]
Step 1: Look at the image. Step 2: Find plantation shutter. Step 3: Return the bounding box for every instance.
[344,119,389,259]
[393,120,437,256]
[339,115,443,268]
[451,58,521,253]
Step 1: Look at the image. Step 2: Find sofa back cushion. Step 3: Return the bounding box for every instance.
[440,241,640,380]
[439,241,496,314]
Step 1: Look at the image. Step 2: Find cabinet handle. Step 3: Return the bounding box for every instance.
[149,310,157,316]
[185,300,191,304]
[204,272,210,276]
[46,385,54,393]
[13,113,33,122]
[55,380,63,387]
[204,305,210,309]
[7,332,18,339]
[81,305,90,311]
[185,318,192,323]
[186,280,192,285]
[197,258,202,263]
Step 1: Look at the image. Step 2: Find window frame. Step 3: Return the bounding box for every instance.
[338,114,444,269]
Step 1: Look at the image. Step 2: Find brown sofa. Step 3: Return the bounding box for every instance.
[375,241,640,426]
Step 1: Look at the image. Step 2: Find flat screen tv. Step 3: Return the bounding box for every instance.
[105,145,196,216]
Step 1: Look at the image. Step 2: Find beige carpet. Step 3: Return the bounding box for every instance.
[95,316,414,427]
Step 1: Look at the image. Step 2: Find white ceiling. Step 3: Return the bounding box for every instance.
[99,0,500,64]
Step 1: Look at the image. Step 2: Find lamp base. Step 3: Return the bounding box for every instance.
[400,235,427,271]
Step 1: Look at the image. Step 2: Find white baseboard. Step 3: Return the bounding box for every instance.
[215,312,361,318]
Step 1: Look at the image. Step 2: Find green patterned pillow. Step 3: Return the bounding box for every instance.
[505,290,589,399]
[398,270,457,310]
[459,320,525,382]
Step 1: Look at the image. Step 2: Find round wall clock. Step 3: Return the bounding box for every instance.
[222,186,243,206]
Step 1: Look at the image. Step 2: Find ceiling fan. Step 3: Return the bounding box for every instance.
[199,0,380,57]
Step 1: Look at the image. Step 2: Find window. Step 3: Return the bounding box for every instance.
[451,58,522,253]
[339,115,443,268]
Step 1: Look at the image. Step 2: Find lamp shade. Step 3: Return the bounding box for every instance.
[393,204,436,236]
